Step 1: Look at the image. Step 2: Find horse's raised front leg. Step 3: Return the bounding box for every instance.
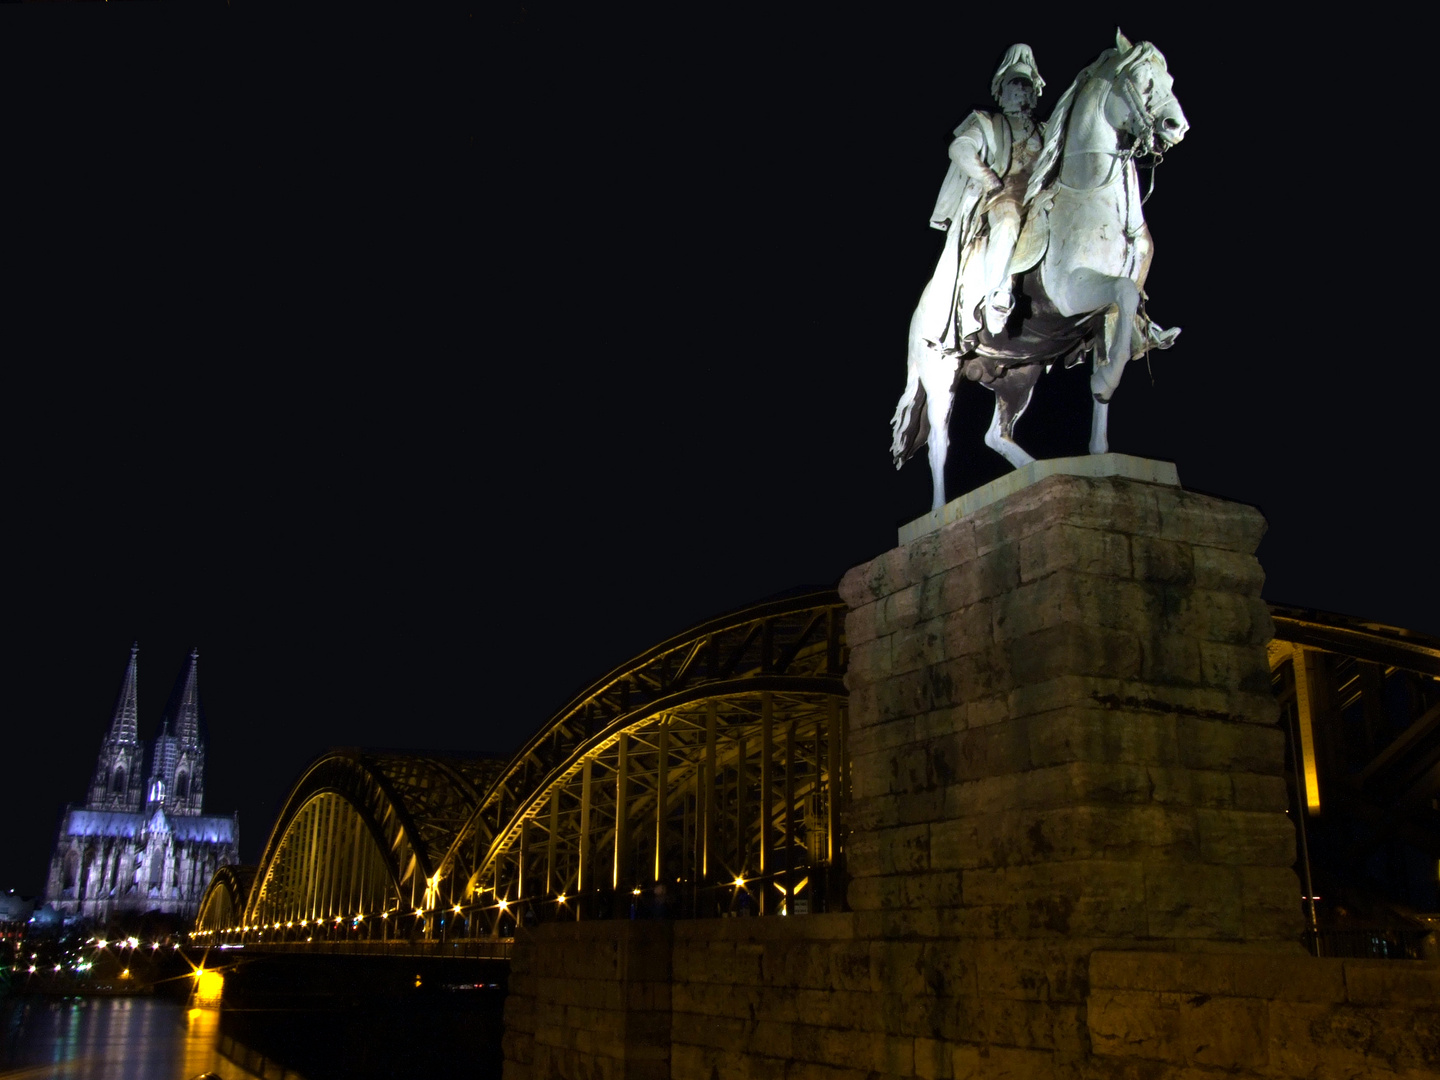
[983,365,1042,470]
[1061,268,1139,404]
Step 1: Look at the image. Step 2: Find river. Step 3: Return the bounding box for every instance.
[0,997,280,1080]
[1,989,506,1080]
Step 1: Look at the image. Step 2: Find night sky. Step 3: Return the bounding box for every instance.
[4,6,1433,898]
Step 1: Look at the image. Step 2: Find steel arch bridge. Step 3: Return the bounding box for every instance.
[429,590,850,930]
[194,749,505,942]
[194,591,851,944]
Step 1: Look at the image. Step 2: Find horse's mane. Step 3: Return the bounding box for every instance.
[1024,50,1115,205]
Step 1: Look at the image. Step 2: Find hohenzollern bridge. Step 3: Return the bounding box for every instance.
[194,590,1437,961]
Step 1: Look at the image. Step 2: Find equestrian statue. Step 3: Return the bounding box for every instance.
[891,32,1189,509]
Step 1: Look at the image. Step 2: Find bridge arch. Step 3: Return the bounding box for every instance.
[196,750,503,942]
[195,864,257,934]
[430,590,850,931]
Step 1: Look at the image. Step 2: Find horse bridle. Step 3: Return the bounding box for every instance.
[1112,51,1167,158]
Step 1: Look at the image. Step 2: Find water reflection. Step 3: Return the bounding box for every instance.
[0,998,283,1080]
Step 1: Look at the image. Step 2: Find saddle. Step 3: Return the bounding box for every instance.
[1007,189,1055,278]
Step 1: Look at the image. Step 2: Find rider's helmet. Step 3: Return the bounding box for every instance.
[990,44,1045,100]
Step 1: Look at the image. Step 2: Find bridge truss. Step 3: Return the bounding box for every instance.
[194,750,504,943]
[430,591,850,934]
[194,592,850,945]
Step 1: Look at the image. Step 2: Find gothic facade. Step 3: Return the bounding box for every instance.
[44,645,239,924]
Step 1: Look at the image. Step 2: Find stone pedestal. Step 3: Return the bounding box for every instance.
[837,467,1303,1070]
[840,467,1301,949]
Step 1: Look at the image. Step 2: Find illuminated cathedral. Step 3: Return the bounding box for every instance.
[43,644,239,924]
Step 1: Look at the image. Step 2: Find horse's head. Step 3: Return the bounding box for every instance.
[1110,29,1188,153]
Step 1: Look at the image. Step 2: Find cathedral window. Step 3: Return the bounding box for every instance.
[176,772,189,798]
[112,767,126,794]
[63,851,78,890]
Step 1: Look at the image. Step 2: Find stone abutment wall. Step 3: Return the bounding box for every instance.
[503,471,1439,1079]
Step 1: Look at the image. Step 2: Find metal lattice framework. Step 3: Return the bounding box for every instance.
[195,864,256,933]
[428,590,850,930]
[193,750,503,941]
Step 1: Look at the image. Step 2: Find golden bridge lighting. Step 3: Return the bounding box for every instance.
[193,968,224,1008]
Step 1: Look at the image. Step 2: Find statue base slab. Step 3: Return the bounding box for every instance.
[899,452,1179,545]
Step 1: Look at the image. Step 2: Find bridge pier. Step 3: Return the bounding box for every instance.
[503,463,1438,1079]
[834,464,1301,1075]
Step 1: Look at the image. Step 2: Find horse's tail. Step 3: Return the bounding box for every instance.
[890,356,930,468]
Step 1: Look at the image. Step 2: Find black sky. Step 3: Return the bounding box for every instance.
[3,5,1433,897]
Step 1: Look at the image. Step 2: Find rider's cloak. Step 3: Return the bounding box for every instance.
[890,109,1031,467]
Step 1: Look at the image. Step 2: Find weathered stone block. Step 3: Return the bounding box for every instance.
[1198,639,1273,694]
[1239,866,1305,941]
[1138,633,1202,686]
[1154,487,1267,554]
[1009,623,1144,684]
[1144,863,1244,940]
[844,635,891,687]
[879,583,923,636]
[852,906,942,940]
[972,474,1164,548]
[1267,999,1440,1078]
[839,547,909,609]
[1180,993,1269,1069]
[1088,987,1184,1063]
[893,616,947,675]
[1130,535,1194,586]
[1194,808,1296,866]
[1343,959,1440,1005]
[930,718,1033,784]
[1232,953,1347,1003]
[1028,708,1179,769]
[952,1042,1061,1080]
[1191,544,1265,596]
[907,519,980,584]
[923,546,1020,617]
[848,715,918,759]
[963,861,1149,938]
[1019,523,1133,583]
[1229,772,1289,813]
[1176,717,1285,774]
[995,572,1159,642]
[972,939,1091,1003]
[939,601,994,660]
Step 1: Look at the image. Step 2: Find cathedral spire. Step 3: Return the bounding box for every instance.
[107,642,141,744]
[174,647,201,745]
[87,643,145,811]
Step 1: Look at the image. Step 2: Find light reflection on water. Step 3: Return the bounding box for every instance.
[0,998,281,1080]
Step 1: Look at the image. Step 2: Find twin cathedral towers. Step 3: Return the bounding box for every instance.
[44,644,239,923]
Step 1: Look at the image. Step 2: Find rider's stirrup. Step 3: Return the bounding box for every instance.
[983,291,1013,335]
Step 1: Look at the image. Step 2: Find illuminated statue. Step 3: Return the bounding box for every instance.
[892,31,1188,509]
[922,43,1048,348]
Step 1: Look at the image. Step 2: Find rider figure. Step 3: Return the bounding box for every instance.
[926,44,1045,344]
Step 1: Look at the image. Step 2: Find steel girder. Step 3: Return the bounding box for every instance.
[432,591,849,924]
[195,864,257,933]
[239,750,504,933]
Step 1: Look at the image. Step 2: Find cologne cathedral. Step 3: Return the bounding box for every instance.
[43,644,239,924]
